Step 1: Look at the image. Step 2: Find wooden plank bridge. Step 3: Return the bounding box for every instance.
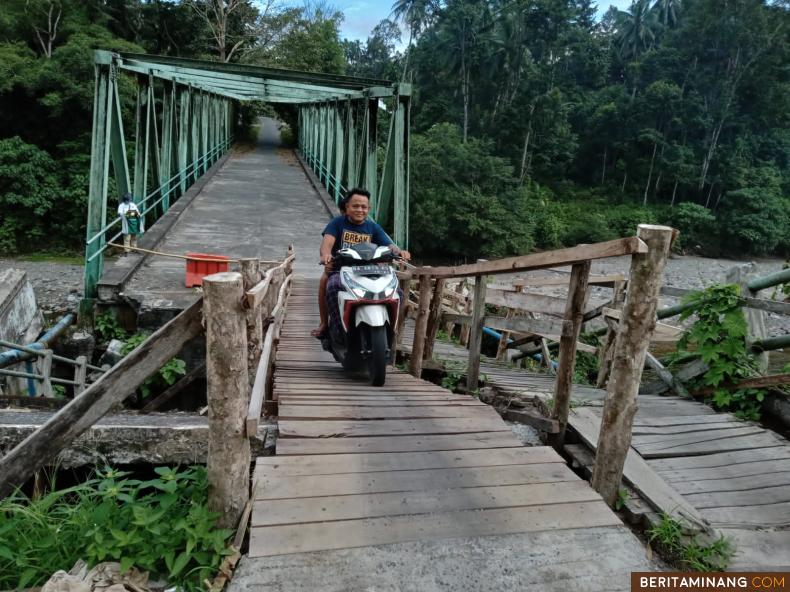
[233,278,656,587]
[400,327,790,571]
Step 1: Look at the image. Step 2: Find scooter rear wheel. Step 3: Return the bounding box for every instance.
[367,325,388,387]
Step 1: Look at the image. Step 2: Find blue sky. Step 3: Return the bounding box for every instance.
[300,0,634,44]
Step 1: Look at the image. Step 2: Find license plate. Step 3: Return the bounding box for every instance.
[351,265,388,276]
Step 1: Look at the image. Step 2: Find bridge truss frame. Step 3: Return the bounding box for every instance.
[82,51,409,310]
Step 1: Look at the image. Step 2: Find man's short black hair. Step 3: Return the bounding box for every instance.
[345,187,370,201]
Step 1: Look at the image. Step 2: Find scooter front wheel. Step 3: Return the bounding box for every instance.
[367,324,388,387]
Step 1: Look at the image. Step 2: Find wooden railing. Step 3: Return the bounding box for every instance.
[201,247,294,528]
[398,226,675,507]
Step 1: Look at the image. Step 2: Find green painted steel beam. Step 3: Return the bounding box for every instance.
[83,63,111,301]
[117,52,392,89]
[121,58,367,98]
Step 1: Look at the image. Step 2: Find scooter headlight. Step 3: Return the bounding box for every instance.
[342,272,367,299]
[384,273,399,297]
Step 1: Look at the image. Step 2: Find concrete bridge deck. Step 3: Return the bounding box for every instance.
[99,118,329,325]
[228,278,656,591]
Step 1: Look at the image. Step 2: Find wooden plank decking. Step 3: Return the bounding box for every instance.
[245,278,655,586]
[400,323,790,571]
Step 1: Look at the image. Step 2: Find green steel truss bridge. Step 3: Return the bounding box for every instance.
[83,50,410,308]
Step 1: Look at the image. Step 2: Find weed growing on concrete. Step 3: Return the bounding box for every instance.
[94,312,126,342]
[647,513,734,571]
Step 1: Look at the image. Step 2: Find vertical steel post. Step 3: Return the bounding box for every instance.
[177,85,190,193]
[132,75,149,207]
[82,54,112,306]
[334,101,344,202]
[364,97,378,209]
[147,80,161,216]
[345,100,357,189]
[160,81,175,212]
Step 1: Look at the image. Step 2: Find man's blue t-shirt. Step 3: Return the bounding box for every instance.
[322,215,393,256]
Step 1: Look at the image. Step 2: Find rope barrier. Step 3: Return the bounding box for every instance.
[106,243,280,265]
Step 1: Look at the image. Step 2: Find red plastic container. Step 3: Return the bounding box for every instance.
[185,252,230,287]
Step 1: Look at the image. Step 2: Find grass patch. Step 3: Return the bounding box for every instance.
[0,465,232,590]
[15,252,83,265]
[647,513,734,571]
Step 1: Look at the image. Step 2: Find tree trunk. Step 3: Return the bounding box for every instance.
[401,27,414,80]
[643,142,657,206]
[704,182,714,209]
[670,179,679,206]
[621,169,628,193]
[519,104,535,184]
[600,146,607,185]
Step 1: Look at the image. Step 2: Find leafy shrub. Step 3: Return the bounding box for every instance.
[717,188,789,256]
[664,202,718,253]
[677,285,765,420]
[0,137,60,253]
[122,333,186,399]
[409,124,534,259]
[94,311,127,342]
[0,466,232,590]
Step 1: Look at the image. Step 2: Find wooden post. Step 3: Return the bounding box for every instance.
[395,276,412,350]
[423,277,446,360]
[540,339,555,375]
[240,258,262,386]
[459,280,472,346]
[495,309,514,361]
[73,356,87,396]
[39,350,53,397]
[595,280,625,388]
[409,274,432,377]
[727,263,768,373]
[444,281,464,336]
[466,266,488,393]
[203,272,250,529]
[591,225,673,507]
[548,261,591,448]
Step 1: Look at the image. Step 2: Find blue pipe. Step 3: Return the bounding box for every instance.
[483,326,559,370]
[0,313,75,369]
[24,360,36,396]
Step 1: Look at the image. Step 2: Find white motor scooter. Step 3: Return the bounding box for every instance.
[321,242,401,386]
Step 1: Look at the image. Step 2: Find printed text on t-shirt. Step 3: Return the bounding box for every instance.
[341,230,373,248]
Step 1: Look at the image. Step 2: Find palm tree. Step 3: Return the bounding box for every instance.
[615,0,659,60]
[652,0,681,28]
[391,0,434,79]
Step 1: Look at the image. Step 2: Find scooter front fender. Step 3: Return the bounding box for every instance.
[355,304,389,327]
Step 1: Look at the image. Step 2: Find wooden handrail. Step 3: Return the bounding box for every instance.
[244,253,296,310]
[247,272,293,437]
[413,236,648,279]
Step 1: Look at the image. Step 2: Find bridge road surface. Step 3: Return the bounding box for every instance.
[227,277,658,592]
[123,117,327,316]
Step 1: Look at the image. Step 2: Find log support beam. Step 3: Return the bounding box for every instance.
[591,225,673,507]
[204,272,250,529]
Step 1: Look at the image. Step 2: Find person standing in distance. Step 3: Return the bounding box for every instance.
[118,192,144,254]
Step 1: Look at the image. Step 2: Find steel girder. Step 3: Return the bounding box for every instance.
[83,50,410,310]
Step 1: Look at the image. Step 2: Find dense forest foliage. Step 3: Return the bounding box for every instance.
[0,0,788,261]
